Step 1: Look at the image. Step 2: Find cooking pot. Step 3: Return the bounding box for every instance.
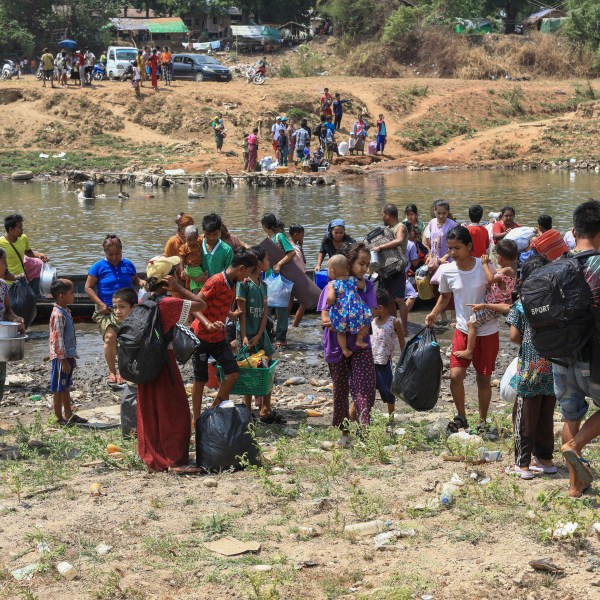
[0,336,27,362]
[39,263,57,297]
[0,321,20,339]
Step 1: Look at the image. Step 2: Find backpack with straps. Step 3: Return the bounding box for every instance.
[117,295,170,384]
[521,250,600,361]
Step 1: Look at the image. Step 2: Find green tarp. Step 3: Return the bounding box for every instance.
[540,18,566,34]
[146,19,188,34]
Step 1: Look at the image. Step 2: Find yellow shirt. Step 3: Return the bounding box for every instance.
[0,235,31,277]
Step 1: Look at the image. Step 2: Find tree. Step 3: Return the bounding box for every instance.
[563,0,600,51]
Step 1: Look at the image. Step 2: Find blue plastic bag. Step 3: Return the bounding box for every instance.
[264,273,294,308]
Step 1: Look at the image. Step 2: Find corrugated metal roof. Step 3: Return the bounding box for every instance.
[146,18,188,34]
[524,7,560,24]
[110,18,148,31]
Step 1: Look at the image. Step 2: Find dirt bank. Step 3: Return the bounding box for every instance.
[1,75,599,179]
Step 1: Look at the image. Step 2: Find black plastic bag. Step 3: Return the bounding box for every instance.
[120,383,137,439]
[8,278,37,328]
[171,324,201,364]
[196,404,259,471]
[392,327,442,411]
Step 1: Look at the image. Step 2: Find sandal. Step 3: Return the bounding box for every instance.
[260,411,287,424]
[116,372,126,386]
[529,458,558,474]
[446,415,468,435]
[107,373,118,385]
[67,414,89,424]
[476,423,499,441]
[505,465,535,480]
[562,447,593,489]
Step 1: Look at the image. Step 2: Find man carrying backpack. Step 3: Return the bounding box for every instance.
[541,200,600,497]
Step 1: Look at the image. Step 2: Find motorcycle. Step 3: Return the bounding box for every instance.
[1,60,17,81]
[36,63,59,81]
[119,62,134,82]
[90,62,106,82]
[246,66,266,85]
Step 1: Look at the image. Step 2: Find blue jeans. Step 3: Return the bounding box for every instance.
[553,362,600,421]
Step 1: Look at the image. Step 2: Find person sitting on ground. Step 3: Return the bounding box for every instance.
[49,279,87,427]
[326,254,372,358]
[236,245,283,424]
[0,214,49,295]
[112,287,138,438]
[191,249,258,424]
[466,204,490,258]
[454,239,517,361]
[178,225,204,293]
[372,288,405,421]
[530,214,569,262]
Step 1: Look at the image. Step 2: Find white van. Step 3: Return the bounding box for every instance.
[105,46,138,79]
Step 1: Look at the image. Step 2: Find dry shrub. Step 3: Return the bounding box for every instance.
[345,41,406,78]
[387,29,598,80]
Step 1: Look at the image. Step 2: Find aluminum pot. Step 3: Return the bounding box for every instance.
[39,263,57,297]
[0,336,27,362]
[0,321,20,339]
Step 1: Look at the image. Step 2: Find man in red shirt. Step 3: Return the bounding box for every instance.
[191,249,258,424]
[467,204,490,257]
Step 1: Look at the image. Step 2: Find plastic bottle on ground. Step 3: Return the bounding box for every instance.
[440,483,459,506]
[344,519,389,536]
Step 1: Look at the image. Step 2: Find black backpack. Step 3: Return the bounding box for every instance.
[521,250,600,361]
[117,295,170,384]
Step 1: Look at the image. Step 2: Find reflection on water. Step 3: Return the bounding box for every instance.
[0,170,598,271]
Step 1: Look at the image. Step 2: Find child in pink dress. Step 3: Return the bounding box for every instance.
[454,239,518,360]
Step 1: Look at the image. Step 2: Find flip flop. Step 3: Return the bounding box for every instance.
[562,448,593,489]
[107,374,118,385]
[260,411,286,424]
[67,414,89,424]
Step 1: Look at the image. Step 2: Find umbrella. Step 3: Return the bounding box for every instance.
[58,40,78,50]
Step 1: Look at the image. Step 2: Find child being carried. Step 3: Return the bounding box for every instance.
[326,254,372,358]
[454,239,518,360]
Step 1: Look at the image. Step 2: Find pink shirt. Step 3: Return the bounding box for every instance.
[247,134,257,145]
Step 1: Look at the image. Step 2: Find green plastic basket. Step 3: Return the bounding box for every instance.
[217,358,278,396]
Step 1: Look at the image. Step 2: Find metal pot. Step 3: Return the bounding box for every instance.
[0,321,20,339]
[39,263,57,297]
[0,336,27,362]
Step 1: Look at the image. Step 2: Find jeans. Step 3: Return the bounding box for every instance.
[553,362,600,421]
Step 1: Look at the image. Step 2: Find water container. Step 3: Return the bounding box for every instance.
[314,269,329,290]
[440,483,459,506]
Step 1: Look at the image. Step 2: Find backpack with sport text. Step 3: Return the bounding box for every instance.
[117,295,169,384]
[521,250,600,361]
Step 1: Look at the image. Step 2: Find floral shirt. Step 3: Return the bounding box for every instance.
[506,301,554,397]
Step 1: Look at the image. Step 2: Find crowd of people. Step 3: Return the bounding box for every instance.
[0,198,598,499]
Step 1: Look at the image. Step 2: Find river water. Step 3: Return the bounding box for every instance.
[2,169,599,272]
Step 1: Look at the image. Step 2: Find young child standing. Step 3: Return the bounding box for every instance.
[112,287,138,438]
[476,255,556,479]
[467,204,490,258]
[289,224,307,327]
[454,239,517,361]
[131,61,141,98]
[191,249,258,424]
[326,254,372,358]
[348,132,356,155]
[237,246,283,423]
[49,279,87,426]
[178,225,204,292]
[372,288,405,418]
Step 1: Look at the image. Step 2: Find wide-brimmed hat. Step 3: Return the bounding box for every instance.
[146,255,179,282]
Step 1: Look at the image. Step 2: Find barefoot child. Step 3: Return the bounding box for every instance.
[454,239,517,361]
[112,287,138,437]
[372,288,405,418]
[178,225,204,292]
[49,279,87,426]
[236,246,283,423]
[131,61,141,98]
[326,254,372,358]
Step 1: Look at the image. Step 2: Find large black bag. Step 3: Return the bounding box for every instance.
[9,278,37,328]
[172,323,201,364]
[117,295,169,384]
[196,404,259,471]
[392,327,442,411]
[521,251,599,361]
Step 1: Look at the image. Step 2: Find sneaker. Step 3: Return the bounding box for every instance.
[505,465,535,480]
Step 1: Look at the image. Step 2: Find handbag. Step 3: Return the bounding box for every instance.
[7,240,37,327]
[264,273,294,308]
[171,300,201,364]
[364,227,406,277]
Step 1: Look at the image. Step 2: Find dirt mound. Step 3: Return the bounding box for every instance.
[0,88,23,104]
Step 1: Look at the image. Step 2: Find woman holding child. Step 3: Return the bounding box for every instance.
[85,235,144,385]
[318,243,377,447]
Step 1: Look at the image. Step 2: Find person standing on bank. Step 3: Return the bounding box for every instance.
[371,204,409,332]
[425,226,499,437]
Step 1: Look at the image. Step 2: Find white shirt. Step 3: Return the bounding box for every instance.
[85,52,95,67]
[438,258,499,336]
[272,123,284,141]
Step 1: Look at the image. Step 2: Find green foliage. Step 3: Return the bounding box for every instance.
[295,44,324,77]
[278,64,295,78]
[563,0,600,52]
[382,6,421,41]
[425,0,482,26]
[321,0,388,38]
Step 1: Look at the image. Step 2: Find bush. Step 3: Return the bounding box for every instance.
[296,44,323,77]
[279,64,294,78]
[321,0,389,39]
[382,6,421,41]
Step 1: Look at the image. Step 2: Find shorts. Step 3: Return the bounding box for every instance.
[375,361,395,404]
[449,329,499,375]
[92,307,120,339]
[44,69,53,78]
[192,338,239,382]
[553,362,600,421]
[272,140,279,152]
[50,358,75,392]
[405,278,418,300]
[296,148,304,160]
[468,308,499,327]
[381,271,406,300]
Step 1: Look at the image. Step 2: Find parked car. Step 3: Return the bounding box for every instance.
[171,54,231,82]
